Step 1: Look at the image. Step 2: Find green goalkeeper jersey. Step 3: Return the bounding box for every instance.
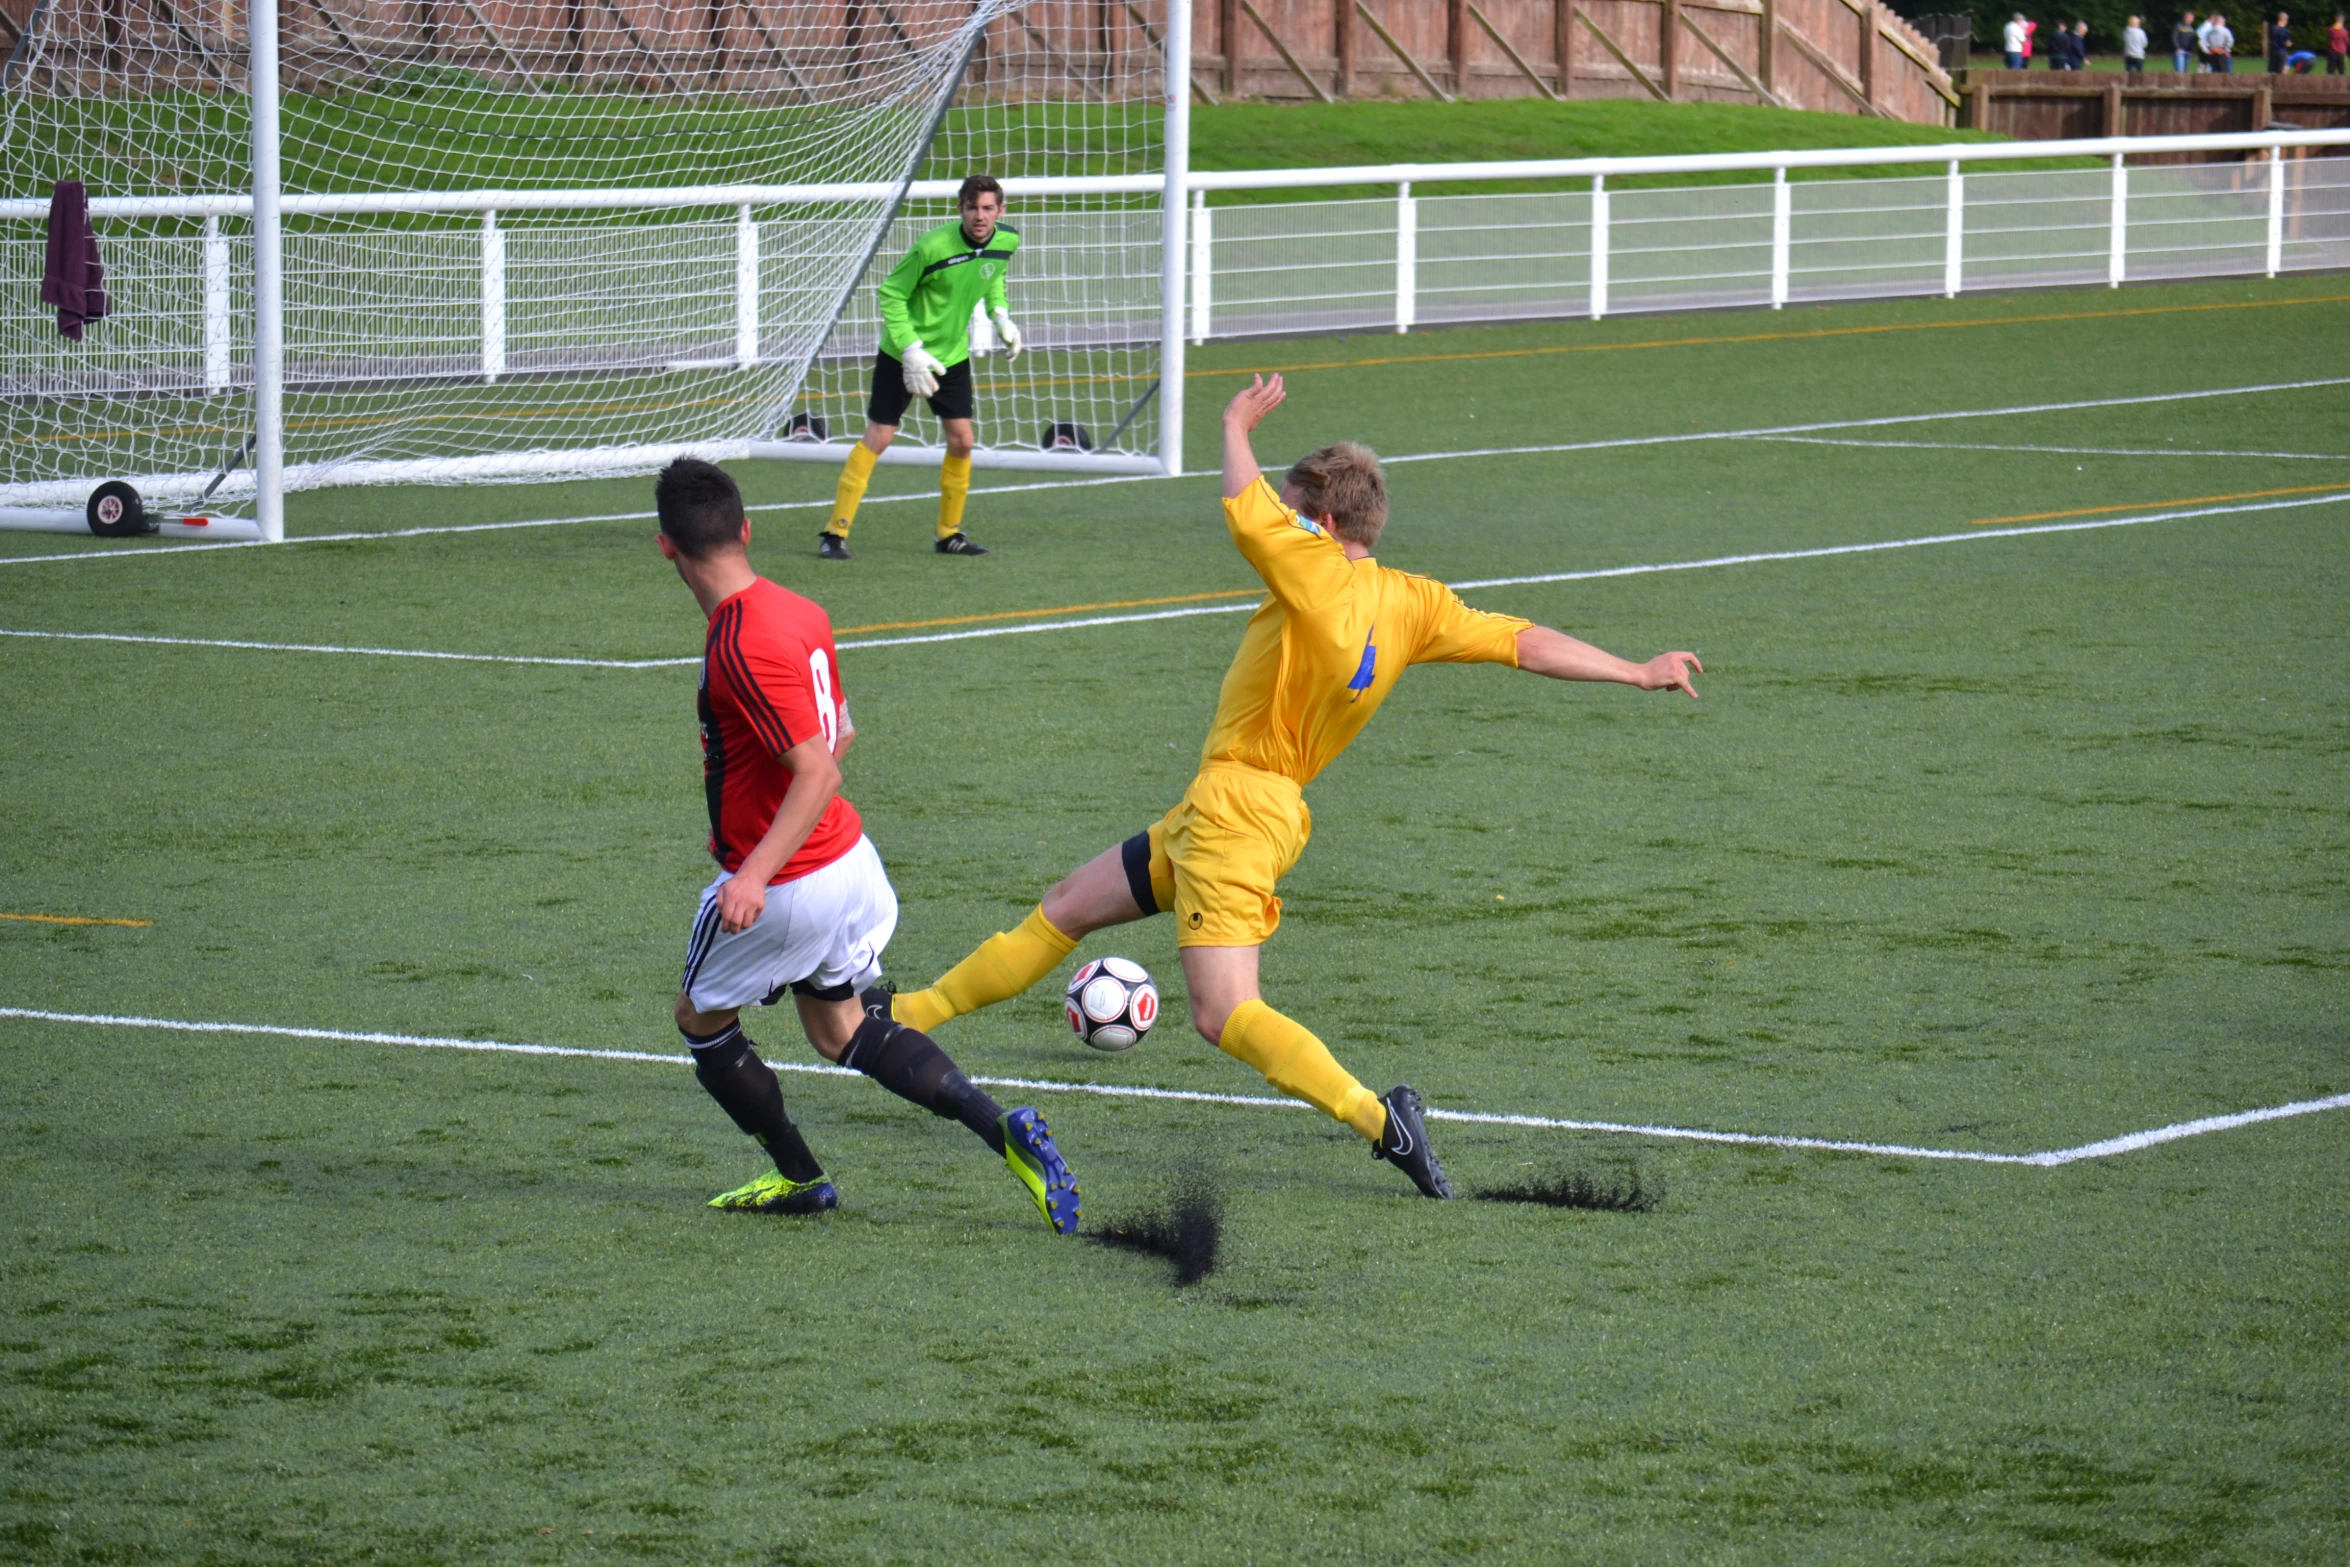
[876,218,1020,368]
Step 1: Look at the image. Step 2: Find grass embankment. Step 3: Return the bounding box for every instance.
[1187,97,2047,198]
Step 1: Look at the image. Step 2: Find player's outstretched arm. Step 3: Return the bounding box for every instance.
[1222,374,1286,500]
[1516,626,1701,699]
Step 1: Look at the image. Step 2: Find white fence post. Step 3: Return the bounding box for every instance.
[1943,159,1964,299]
[1769,166,1790,310]
[480,209,506,384]
[2265,146,2284,277]
[2107,153,2127,288]
[202,215,231,392]
[735,203,759,368]
[1190,188,1212,345]
[1395,180,1416,334]
[1589,174,1609,321]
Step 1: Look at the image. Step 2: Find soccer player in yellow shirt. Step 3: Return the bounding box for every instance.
[882,374,1703,1197]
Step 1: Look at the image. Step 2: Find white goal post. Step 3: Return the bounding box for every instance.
[3,0,1189,537]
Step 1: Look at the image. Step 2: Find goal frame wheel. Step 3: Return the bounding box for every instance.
[86,481,152,539]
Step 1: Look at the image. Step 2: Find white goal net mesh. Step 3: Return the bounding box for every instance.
[2,0,1157,507]
[782,9,1168,469]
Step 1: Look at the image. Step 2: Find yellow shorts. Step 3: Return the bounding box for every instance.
[1125,762,1312,948]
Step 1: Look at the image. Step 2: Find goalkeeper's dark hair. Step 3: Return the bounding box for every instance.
[1285,441,1388,547]
[655,457,748,558]
[958,174,1003,208]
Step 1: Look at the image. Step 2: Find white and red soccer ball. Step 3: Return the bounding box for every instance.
[1064,956,1159,1052]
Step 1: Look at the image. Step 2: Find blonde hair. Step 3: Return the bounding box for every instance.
[1284,441,1387,547]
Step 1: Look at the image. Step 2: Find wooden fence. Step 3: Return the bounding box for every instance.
[1190,0,1956,124]
[1956,70,2350,151]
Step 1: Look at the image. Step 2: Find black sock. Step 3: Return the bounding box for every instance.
[840,1016,1007,1154]
[684,1022,826,1183]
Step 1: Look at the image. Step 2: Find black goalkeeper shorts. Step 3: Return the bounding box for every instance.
[866,350,975,427]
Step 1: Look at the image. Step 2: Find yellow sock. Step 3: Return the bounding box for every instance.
[938,452,972,540]
[892,906,1077,1033]
[829,443,879,537]
[1219,999,1387,1141]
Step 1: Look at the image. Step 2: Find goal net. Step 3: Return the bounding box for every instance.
[1,0,1179,525]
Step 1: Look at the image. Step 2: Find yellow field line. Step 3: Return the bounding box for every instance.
[1972,481,2350,525]
[0,912,152,928]
[838,586,1260,634]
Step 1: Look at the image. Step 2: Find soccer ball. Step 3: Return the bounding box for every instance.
[1064,957,1159,1052]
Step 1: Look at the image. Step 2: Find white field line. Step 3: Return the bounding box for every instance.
[4,1005,2343,1170]
[6,373,2347,569]
[10,489,2348,667]
[1746,437,2350,461]
[0,626,697,670]
[842,490,2350,649]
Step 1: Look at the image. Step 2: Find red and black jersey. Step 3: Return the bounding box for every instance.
[699,577,861,884]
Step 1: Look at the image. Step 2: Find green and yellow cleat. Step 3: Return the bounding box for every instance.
[1000,1107,1080,1234]
[708,1171,838,1215]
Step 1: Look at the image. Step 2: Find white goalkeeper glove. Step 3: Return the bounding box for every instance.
[991,308,1024,362]
[900,339,945,397]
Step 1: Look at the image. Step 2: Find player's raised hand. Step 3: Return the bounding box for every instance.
[1642,651,1703,699]
[1224,373,1285,432]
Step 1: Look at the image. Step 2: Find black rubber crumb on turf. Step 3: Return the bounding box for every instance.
[1475,1166,1663,1213]
[1090,1174,1224,1286]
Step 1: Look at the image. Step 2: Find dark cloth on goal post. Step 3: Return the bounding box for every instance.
[41,181,109,341]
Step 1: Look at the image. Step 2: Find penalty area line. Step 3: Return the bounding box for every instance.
[4,1005,2345,1170]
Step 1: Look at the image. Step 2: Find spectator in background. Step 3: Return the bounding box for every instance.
[2329,13,2347,71]
[2268,10,2294,69]
[2024,14,2040,60]
[2210,11,2235,65]
[2175,9,2201,66]
[2070,19,2093,64]
[2125,14,2149,66]
[2005,10,2030,64]
[2197,10,2219,61]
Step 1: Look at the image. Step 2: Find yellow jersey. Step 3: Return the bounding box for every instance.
[1199,477,1532,786]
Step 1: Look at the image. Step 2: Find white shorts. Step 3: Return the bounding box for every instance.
[680,834,899,1013]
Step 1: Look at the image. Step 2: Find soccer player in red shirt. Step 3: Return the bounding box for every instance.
[654,458,1079,1231]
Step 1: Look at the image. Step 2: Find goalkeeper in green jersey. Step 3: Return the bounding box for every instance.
[820,174,1022,560]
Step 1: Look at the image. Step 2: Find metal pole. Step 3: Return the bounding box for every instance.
[251,0,285,541]
[203,215,231,392]
[1769,166,1789,310]
[734,202,758,367]
[2106,152,2126,289]
[1588,174,1608,321]
[481,209,506,382]
[1158,0,1192,478]
[1190,187,1212,344]
[2265,146,2283,277]
[1943,158,1963,299]
[1394,180,1415,333]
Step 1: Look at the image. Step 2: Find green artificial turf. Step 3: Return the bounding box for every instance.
[3,276,2348,1562]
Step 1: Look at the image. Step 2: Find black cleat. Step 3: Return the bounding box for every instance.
[1370,1084,1451,1199]
[934,532,989,556]
[857,979,897,1022]
[817,530,852,561]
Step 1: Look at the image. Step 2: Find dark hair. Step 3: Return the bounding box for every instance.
[958,174,1003,208]
[655,457,747,558]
